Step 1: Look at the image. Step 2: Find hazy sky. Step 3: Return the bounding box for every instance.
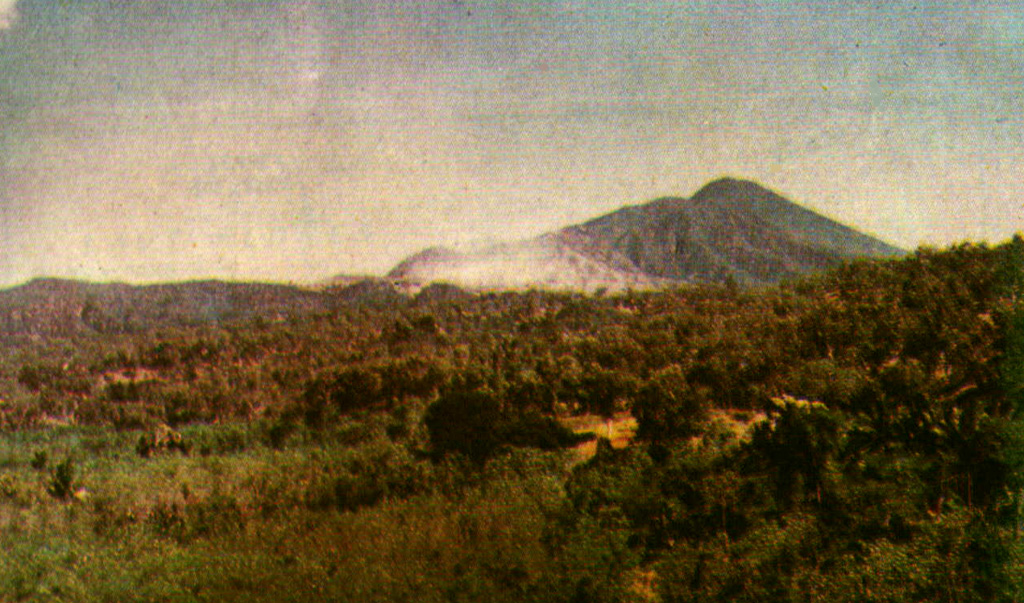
[1,0,1022,286]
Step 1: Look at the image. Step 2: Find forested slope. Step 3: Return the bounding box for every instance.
[0,237,1019,601]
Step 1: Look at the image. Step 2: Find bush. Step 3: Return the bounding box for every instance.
[30,450,47,470]
[136,424,189,458]
[148,491,246,543]
[0,474,19,499]
[301,366,386,427]
[426,377,591,465]
[47,457,76,500]
[90,493,138,536]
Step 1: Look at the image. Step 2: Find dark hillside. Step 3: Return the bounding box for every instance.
[558,178,905,285]
[0,277,409,337]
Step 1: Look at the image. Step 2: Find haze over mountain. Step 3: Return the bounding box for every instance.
[0,178,909,335]
[387,178,905,291]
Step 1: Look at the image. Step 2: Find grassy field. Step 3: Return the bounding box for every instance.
[564,412,637,459]
[0,419,602,602]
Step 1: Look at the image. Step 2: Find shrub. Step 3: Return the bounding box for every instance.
[263,417,297,449]
[136,425,189,457]
[301,366,386,428]
[148,491,246,543]
[47,457,76,500]
[90,494,138,536]
[30,450,47,470]
[426,377,591,464]
[0,474,18,499]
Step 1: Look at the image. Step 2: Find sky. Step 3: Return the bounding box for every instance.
[1,0,1022,286]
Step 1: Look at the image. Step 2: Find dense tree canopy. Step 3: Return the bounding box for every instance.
[0,239,1020,600]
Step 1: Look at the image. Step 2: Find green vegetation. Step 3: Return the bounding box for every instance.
[0,237,1020,600]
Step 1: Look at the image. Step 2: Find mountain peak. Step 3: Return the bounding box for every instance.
[690,177,786,205]
[384,178,906,291]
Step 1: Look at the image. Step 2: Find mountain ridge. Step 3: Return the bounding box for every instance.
[0,277,411,337]
[386,178,905,291]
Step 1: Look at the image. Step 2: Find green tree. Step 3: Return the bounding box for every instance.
[424,380,504,464]
[634,365,709,442]
[749,395,840,508]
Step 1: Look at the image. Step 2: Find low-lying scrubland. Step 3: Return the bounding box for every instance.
[0,419,590,602]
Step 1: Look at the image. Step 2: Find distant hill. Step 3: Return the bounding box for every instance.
[0,179,906,337]
[387,178,905,291]
[0,277,411,338]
